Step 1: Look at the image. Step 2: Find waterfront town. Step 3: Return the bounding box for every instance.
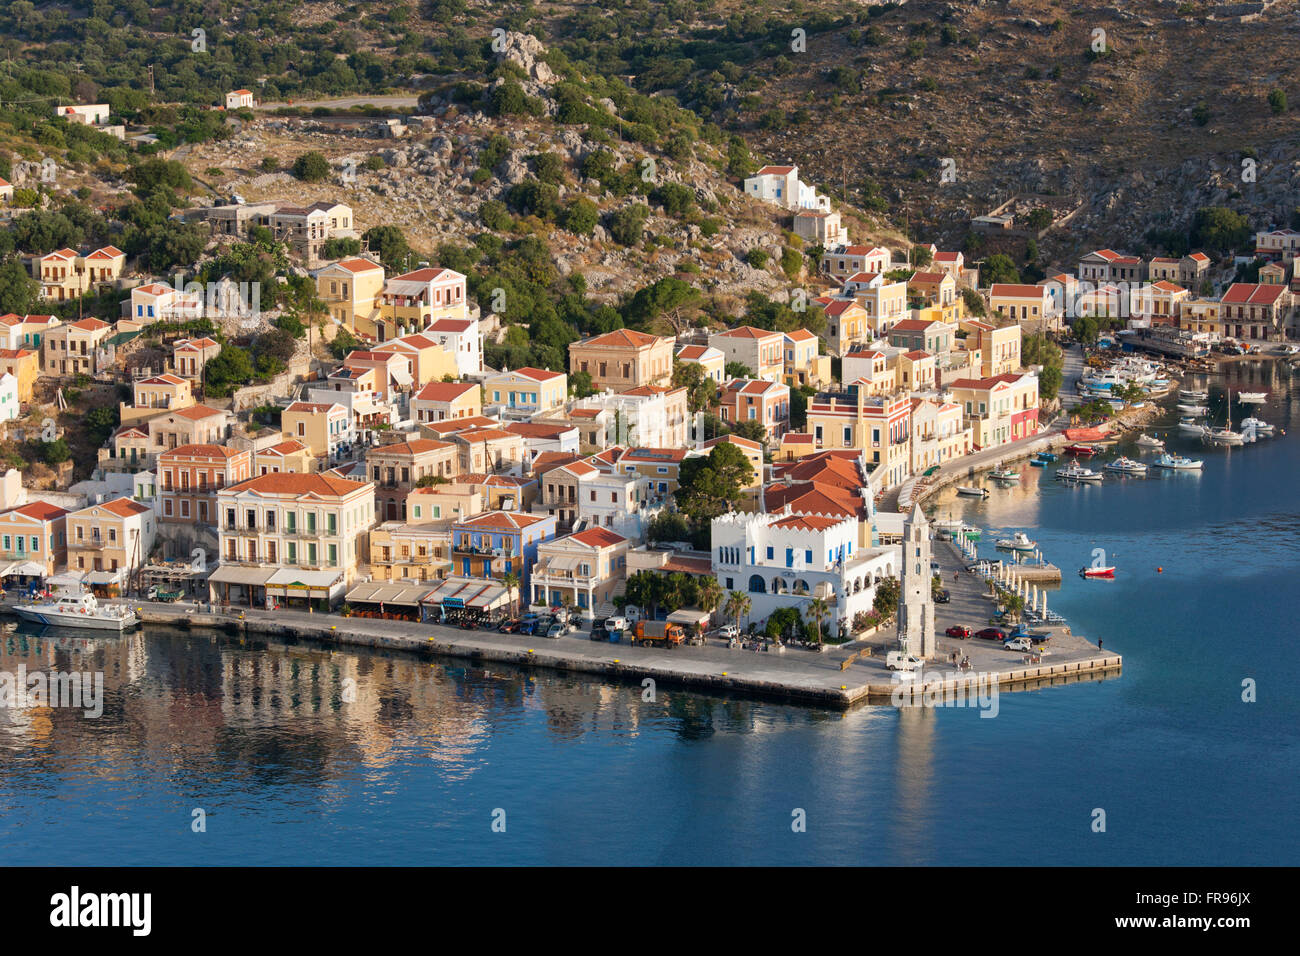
[1,108,1297,702]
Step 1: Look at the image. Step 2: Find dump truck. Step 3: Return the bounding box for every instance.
[632,620,685,648]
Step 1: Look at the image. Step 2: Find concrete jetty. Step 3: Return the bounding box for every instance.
[117,602,1120,708]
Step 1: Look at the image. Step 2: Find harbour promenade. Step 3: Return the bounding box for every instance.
[35,521,1118,711]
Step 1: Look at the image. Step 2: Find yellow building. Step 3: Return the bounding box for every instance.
[282,401,350,459]
[412,381,482,424]
[959,320,1022,378]
[0,348,38,404]
[314,257,385,335]
[568,328,674,392]
[254,439,317,475]
[0,501,68,576]
[121,373,194,426]
[484,367,568,414]
[949,372,1040,450]
[66,497,155,585]
[368,522,452,583]
[212,472,376,608]
[41,317,113,376]
[806,388,913,488]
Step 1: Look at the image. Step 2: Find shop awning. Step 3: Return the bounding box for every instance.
[208,565,276,586]
[345,582,435,606]
[0,561,46,578]
[390,366,413,387]
[421,576,508,611]
[266,568,342,594]
[85,569,126,586]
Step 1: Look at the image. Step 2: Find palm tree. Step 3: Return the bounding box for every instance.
[806,596,829,645]
[697,576,724,623]
[502,571,520,618]
[724,591,750,634]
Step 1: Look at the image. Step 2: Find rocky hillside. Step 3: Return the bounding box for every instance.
[728,0,1300,258]
[179,32,907,317]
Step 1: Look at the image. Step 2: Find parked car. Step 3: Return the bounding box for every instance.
[930,560,941,572]
[497,618,520,633]
[945,625,972,639]
[935,589,951,603]
[975,627,1009,641]
[604,616,628,633]
[589,626,609,642]
[546,623,567,639]
[517,620,540,636]
[1005,637,1033,652]
[716,623,740,640]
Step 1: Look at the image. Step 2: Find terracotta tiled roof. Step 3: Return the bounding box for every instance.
[227,473,369,497]
[573,328,666,349]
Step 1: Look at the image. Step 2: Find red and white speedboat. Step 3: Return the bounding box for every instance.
[1065,444,1098,457]
[1079,566,1115,578]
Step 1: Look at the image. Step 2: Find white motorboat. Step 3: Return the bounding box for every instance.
[1205,427,1244,446]
[1056,464,1103,482]
[1177,403,1209,415]
[956,486,989,498]
[1178,419,1209,437]
[1240,417,1275,437]
[1152,453,1203,470]
[995,532,1037,552]
[12,578,139,632]
[1237,391,1267,403]
[1104,456,1148,475]
[1179,389,1208,402]
[1135,433,1165,449]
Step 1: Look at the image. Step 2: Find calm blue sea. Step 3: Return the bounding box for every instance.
[1,360,1296,866]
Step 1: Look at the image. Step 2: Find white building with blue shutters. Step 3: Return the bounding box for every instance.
[711,508,898,637]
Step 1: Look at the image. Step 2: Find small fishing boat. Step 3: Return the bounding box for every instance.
[989,467,1020,481]
[1178,419,1209,437]
[1240,416,1275,436]
[1065,444,1097,457]
[995,532,1037,552]
[1056,464,1103,482]
[1177,403,1209,415]
[1237,391,1267,403]
[1079,565,1116,579]
[1179,389,1208,401]
[956,486,989,498]
[1029,457,1048,467]
[1152,452,1203,470]
[1135,433,1165,449]
[1035,452,1058,462]
[1104,456,1148,475]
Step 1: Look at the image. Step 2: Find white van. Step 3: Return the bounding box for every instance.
[604,616,627,633]
[886,651,923,673]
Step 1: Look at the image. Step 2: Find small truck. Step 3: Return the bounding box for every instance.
[632,620,685,648]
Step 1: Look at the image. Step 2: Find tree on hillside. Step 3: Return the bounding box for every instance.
[979,253,1020,286]
[671,360,718,413]
[292,151,330,183]
[674,441,755,529]
[0,260,40,315]
[625,277,701,332]
[1190,207,1251,256]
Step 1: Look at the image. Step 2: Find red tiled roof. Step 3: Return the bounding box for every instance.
[569,527,627,548]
